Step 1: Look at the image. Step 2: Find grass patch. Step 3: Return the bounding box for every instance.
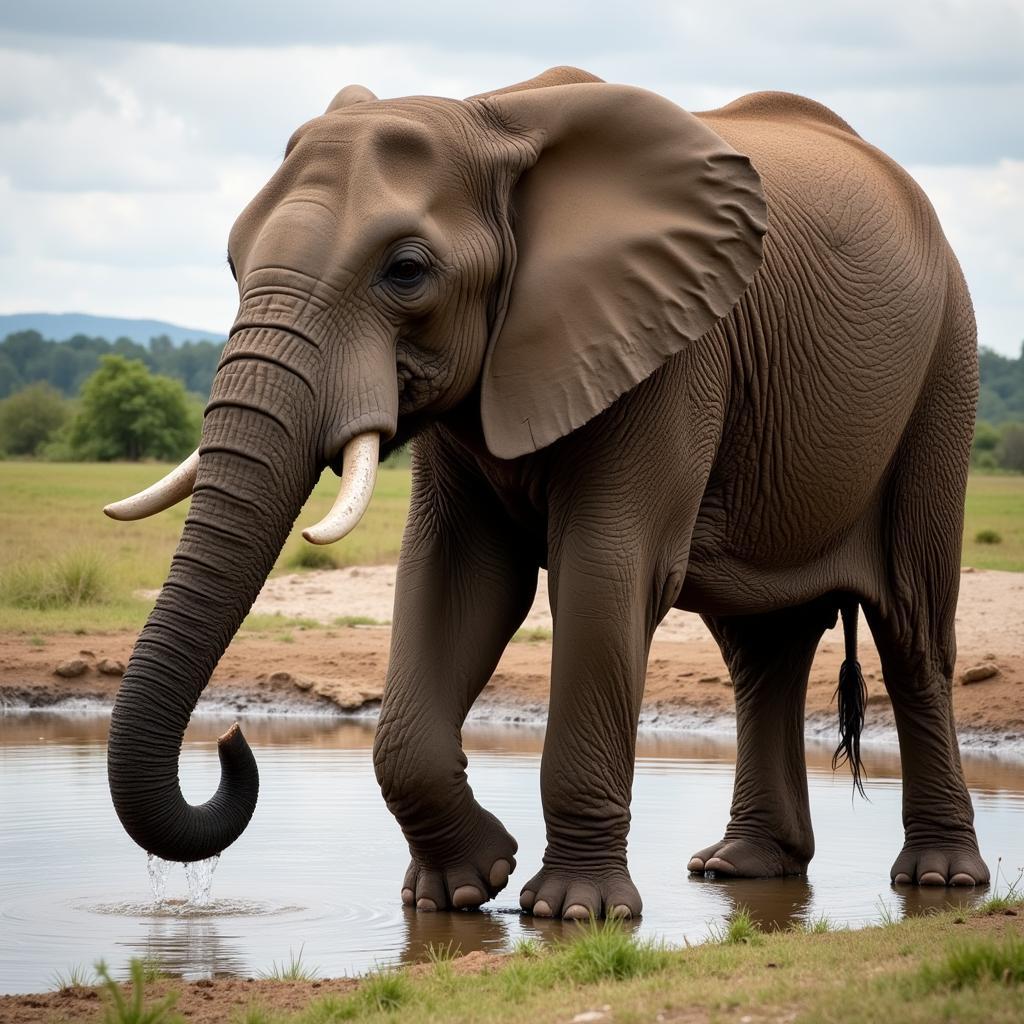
[289,545,339,571]
[50,964,96,991]
[975,528,1003,544]
[258,947,320,982]
[1,549,110,610]
[241,613,323,633]
[0,461,411,633]
[95,957,181,1024]
[357,971,411,1013]
[709,907,763,945]
[917,935,1024,990]
[333,615,387,628]
[556,918,671,982]
[962,474,1024,570]
[512,627,553,643]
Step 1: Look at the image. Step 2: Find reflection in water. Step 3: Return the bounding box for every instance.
[1,710,1022,994]
[687,875,815,932]
[399,906,512,965]
[888,885,984,920]
[124,917,249,981]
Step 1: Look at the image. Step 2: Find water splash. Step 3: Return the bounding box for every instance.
[147,854,171,901]
[184,855,220,907]
[146,853,219,907]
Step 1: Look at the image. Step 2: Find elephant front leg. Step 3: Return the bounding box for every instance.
[373,443,538,911]
[521,546,671,921]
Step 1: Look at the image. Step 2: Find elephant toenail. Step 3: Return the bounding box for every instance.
[489,859,511,889]
[519,889,535,911]
[563,904,591,921]
[950,873,977,887]
[687,857,705,873]
[533,899,554,917]
[704,857,736,875]
[608,905,633,920]
[919,872,946,886]
[452,885,484,909]
[401,887,415,906]
[892,873,912,885]
[416,897,438,911]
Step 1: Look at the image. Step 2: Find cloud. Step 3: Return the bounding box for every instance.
[911,159,1024,355]
[0,3,1019,352]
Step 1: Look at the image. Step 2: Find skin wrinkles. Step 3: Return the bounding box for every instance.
[106,68,988,909]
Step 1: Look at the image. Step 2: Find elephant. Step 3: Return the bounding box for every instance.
[105,65,989,922]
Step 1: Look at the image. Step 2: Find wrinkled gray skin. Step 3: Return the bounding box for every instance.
[108,67,988,921]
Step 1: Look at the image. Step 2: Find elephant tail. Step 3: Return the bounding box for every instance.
[832,599,868,798]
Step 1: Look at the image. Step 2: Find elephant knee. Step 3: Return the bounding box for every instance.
[373,713,465,824]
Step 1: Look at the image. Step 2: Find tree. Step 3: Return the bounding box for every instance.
[0,383,70,455]
[997,423,1024,473]
[69,355,199,461]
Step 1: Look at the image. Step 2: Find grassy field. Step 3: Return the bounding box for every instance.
[0,460,411,633]
[39,896,1024,1024]
[962,475,1024,571]
[0,462,1021,633]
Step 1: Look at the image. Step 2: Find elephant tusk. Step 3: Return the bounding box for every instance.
[302,433,380,545]
[103,449,200,521]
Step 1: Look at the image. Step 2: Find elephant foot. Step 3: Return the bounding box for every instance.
[890,842,990,887]
[519,865,642,921]
[401,808,517,911]
[687,837,809,878]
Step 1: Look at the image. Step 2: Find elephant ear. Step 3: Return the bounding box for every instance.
[475,83,767,460]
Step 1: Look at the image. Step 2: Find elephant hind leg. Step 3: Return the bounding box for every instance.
[688,599,836,879]
[863,306,987,888]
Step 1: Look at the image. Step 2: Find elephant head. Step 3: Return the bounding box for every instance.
[105,66,766,862]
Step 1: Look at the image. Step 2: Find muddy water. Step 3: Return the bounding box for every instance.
[1,713,1023,994]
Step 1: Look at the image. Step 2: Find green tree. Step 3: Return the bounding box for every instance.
[0,382,70,455]
[69,355,198,461]
[997,422,1024,473]
[971,419,1000,469]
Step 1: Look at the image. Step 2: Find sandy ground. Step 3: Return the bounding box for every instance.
[2,565,1023,750]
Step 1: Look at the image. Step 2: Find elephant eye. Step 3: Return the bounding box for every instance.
[387,257,427,286]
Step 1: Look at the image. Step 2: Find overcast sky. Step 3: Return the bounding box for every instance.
[1,1,1021,354]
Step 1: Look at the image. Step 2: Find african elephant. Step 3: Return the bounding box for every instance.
[105,66,989,921]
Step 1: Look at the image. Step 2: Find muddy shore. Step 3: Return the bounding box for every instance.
[2,565,1022,754]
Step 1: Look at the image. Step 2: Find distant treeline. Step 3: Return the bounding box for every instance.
[3,329,1023,416]
[0,330,223,400]
[1,329,1022,470]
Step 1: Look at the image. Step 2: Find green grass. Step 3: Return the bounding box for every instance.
[963,474,1024,570]
[257,947,320,982]
[288,544,340,571]
[0,464,1021,634]
[225,900,1024,1024]
[707,906,763,945]
[95,958,182,1024]
[916,935,1024,991]
[512,626,553,643]
[0,460,411,633]
[50,963,97,991]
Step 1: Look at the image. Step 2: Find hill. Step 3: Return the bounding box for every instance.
[0,313,225,347]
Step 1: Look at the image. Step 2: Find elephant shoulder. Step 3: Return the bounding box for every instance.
[696,91,861,139]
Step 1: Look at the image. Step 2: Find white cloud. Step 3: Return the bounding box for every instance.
[911,159,1024,354]
[0,3,1019,352]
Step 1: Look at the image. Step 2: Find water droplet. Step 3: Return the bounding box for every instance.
[147,853,171,901]
[184,855,220,907]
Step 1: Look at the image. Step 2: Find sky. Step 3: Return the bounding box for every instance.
[0,1,1021,354]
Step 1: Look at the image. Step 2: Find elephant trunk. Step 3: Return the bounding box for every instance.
[107,331,320,862]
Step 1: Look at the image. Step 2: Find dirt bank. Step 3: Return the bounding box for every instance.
[2,566,1022,752]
